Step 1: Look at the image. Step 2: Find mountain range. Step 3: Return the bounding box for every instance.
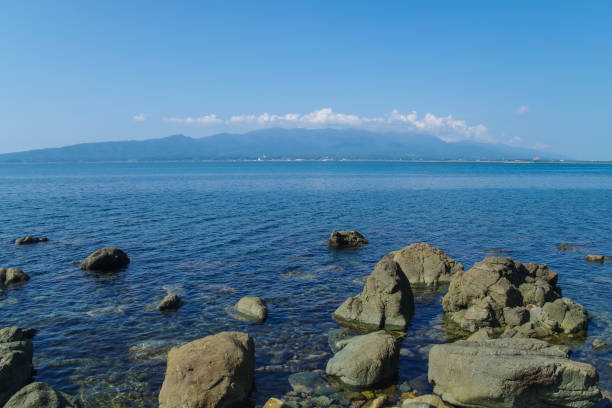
[0,128,562,162]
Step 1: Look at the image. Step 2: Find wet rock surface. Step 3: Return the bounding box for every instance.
[333,256,414,331]
[389,243,464,287]
[327,231,368,249]
[14,236,48,245]
[158,294,182,312]
[429,338,602,408]
[0,267,30,288]
[80,247,130,271]
[235,296,268,322]
[159,331,254,408]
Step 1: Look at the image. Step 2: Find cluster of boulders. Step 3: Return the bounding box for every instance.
[6,229,607,408]
[443,257,589,338]
[0,327,80,407]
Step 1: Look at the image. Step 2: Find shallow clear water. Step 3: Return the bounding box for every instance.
[1,162,611,406]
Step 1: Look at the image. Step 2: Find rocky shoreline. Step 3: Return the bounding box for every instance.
[1,232,611,408]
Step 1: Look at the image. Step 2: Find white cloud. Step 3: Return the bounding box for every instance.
[133,113,148,122]
[162,108,491,143]
[163,114,222,125]
[515,105,529,114]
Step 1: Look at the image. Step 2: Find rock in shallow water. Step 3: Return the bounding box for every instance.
[159,331,254,408]
[80,247,130,271]
[158,294,182,312]
[585,254,611,263]
[14,236,48,245]
[0,327,34,406]
[326,331,399,388]
[0,267,30,288]
[327,230,368,249]
[235,296,268,322]
[3,382,81,408]
[442,257,589,337]
[333,255,414,331]
[428,338,602,408]
[389,243,464,287]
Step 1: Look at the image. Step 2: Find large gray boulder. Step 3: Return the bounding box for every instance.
[0,327,34,406]
[14,236,48,245]
[326,331,399,388]
[0,267,30,288]
[80,248,130,271]
[428,338,602,408]
[235,296,268,322]
[389,243,464,287]
[442,257,588,337]
[158,331,254,408]
[3,382,81,408]
[333,255,414,331]
[327,230,368,249]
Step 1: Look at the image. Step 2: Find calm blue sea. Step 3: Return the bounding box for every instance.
[1,162,611,406]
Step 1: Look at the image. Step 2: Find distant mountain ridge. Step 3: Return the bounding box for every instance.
[0,128,563,162]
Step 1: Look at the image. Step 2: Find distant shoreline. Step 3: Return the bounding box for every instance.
[0,159,611,165]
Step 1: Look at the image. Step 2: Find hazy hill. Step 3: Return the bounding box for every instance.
[0,128,561,162]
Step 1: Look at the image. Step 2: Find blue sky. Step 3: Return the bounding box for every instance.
[1,1,610,159]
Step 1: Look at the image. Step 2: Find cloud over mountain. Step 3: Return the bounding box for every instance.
[163,108,490,143]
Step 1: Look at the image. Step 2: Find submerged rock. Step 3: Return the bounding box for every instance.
[159,331,254,408]
[0,267,30,288]
[14,236,48,245]
[557,243,580,251]
[442,257,589,337]
[389,243,464,287]
[327,230,368,249]
[326,331,399,388]
[428,338,602,408]
[288,371,333,395]
[333,255,414,331]
[586,254,611,263]
[80,247,130,271]
[0,327,34,406]
[158,294,182,312]
[3,382,81,408]
[235,296,268,322]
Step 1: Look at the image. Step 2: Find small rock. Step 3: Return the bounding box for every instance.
[80,248,130,271]
[327,230,368,249]
[401,394,453,408]
[593,339,609,351]
[14,236,48,245]
[158,294,182,312]
[586,254,610,263]
[264,397,288,408]
[0,267,30,288]
[366,396,385,408]
[235,296,268,322]
[557,243,577,251]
